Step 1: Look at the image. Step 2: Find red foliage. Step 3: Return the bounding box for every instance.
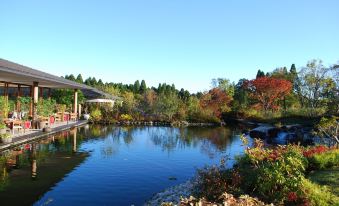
[200,88,232,118]
[244,77,292,111]
[287,192,298,202]
[303,145,329,157]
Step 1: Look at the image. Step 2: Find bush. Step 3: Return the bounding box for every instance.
[191,139,339,205]
[237,142,308,204]
[120,114,133,121]
[90,108,102,122]
[307,149,339,170]
[192,164,229,201]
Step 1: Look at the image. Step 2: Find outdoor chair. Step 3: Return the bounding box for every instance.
[55,113,62,122]
[70,113,77,121]
[11,120,23,135]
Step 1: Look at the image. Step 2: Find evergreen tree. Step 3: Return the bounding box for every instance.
[76,74,84,83]
[256,69,265,78]
[91,77,97,86]
[158,83,164,94]
[84,77,92,86]
[140,80,147,93]
[98,79,104,86]
[133,80,140,93]
[68,74,75,81]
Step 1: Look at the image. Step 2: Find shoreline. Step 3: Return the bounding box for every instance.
[145,179,196,206]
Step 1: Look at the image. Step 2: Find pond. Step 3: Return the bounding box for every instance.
[0,124,250,206]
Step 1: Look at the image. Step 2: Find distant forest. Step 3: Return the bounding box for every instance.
[54,59,338,123]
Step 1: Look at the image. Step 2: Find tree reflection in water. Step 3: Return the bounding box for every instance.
[0,124,248,205]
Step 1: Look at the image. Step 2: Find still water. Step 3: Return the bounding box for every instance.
[0,125,249,206]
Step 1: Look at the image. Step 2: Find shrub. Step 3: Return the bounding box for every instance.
[238,142,308,204]
[120,114,133,121]
[191,139,339,205]
[307,149,339,170]
[90,108,102,122]
[192,165,229,202]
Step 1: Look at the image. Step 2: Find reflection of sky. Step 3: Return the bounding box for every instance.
[3,125,250,206]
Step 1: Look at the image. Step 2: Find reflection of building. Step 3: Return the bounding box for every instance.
[0,130,88,205]
[31,143,37,180]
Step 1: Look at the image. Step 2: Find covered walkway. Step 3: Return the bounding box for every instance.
[0,58,115,143]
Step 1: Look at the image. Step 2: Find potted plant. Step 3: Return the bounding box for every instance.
[0,133,12,143]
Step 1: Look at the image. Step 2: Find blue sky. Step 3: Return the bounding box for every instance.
[1,0,338,92]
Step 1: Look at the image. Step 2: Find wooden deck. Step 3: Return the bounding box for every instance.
[0,120,88,152]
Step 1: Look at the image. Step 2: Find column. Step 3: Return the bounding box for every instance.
[78,104,82,119]
[16,85,21,112]
[32,82,39,122]
[73,89,78,114]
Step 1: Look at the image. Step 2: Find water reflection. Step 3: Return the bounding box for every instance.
[0,127,88,205]
[0,125,248,206]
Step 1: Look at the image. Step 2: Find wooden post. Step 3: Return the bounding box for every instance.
[48,88,51,100]
[39,87,43,100]
[73,89,78,114]
[17,85,21,112]
[4,83,8,102]
[4,83,9,117]
[78,104,82,119]
[29,86,33,116]
[32,82,39,122]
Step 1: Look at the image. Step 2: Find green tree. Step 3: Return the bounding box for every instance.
[140,80,147,94]
[155,93,180,121]
[76,74,84,83]
[97,79,104,87]
[65,74,76,81]
[233,78,249,110]
[211,78,235,97]
[256,69,265,78]
[51,89,85,110]
[121,91,137,115]
[299,59,335,110]
[315,116,339,145]
[133,80,140,93]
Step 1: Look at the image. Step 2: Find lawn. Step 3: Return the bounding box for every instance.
[308,167,339,196]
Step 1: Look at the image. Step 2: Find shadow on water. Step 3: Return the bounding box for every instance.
[0,124,249,206]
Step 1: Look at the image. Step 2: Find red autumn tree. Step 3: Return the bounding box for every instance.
[245,77,292,111]
[200,88,232,118]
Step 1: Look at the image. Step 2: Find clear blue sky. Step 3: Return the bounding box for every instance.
[1,0,338,92]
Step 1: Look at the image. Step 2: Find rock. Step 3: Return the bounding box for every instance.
[249,126,280,139]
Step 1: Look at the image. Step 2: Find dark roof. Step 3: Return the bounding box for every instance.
[0,58,120,100]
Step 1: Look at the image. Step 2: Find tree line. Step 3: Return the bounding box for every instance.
[56,59,338,123]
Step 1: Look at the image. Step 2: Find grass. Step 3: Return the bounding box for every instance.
[307,167,339,196]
